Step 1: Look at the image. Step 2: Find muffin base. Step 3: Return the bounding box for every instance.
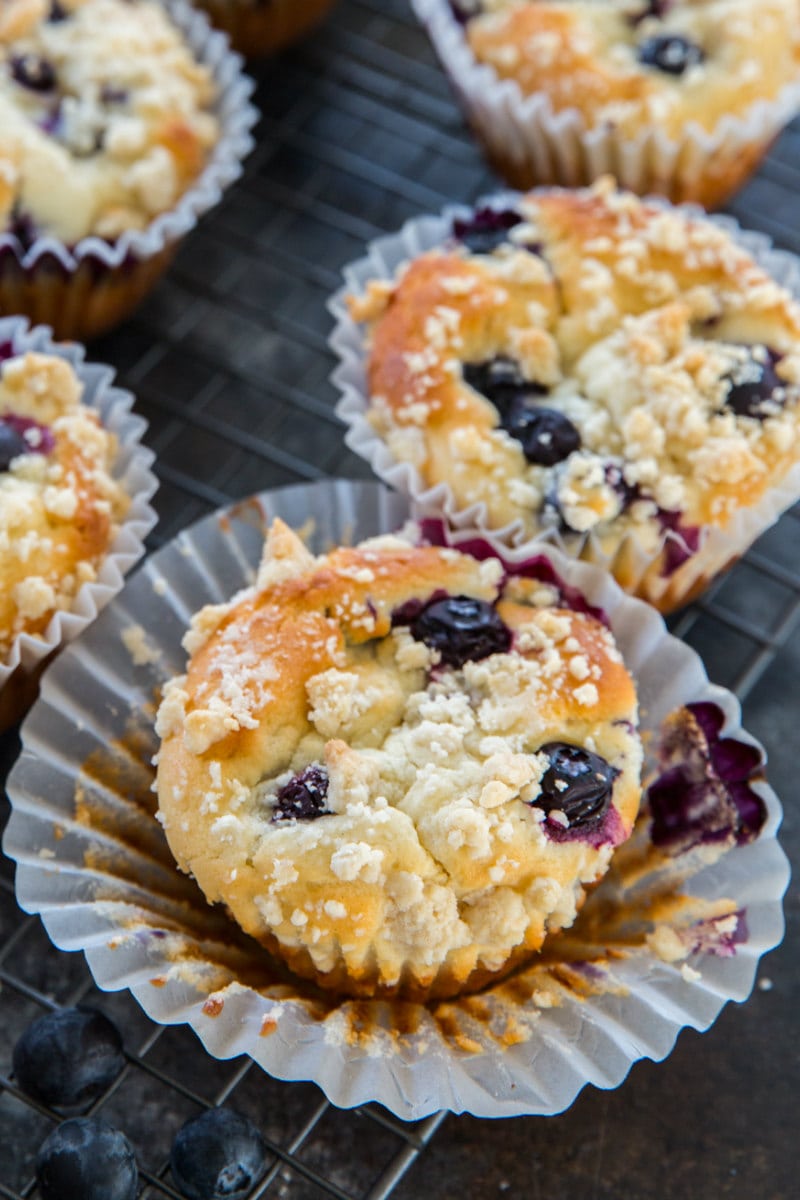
[197,0,337,56]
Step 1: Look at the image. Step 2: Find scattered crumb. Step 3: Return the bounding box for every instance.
[758,977,773,992]
[121,623,160,666]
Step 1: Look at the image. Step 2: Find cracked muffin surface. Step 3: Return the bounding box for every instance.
[155,520,642,999]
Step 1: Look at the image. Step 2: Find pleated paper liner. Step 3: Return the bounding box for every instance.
[330,193,800,614]
[0,0,257,341]
[0,315,158,729]
[3,480,788,1120]
[411,0,800,208]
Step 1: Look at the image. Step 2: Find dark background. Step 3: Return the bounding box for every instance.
[1,2,797,1197]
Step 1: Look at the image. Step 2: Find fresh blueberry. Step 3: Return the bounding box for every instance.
[453,207,524,255]
[502,404,581,466]
[36,1117,138,1200]
[171,1108,268,1200]
[410,595,511,667]
[722,347,785,419]
[13,1006,125,1112]
[638,35,703,75]
[0,419,32,471]
[463,356,548,419]
[10,53,57,92]
[534,743,619,827]
[272,765,330,822]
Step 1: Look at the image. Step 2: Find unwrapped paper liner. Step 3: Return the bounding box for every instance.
[0,0,257,340]
[3,479,788,1120]
[0,315,158,720]
[330,195,800,613]
[411,0,800,208]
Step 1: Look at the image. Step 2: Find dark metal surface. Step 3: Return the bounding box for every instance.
[1,0,798,1196]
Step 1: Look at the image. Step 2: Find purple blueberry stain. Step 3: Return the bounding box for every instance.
[416,519,612,626]
[646,701,767,854]
[531,742,619,834]
[408,594,511,667]
[272,765,330,822]
[658,509,701,576]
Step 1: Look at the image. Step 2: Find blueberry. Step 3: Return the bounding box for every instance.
[36,1117,138,1200]
[723,347,785,419]
[463,356,546,414]
[501,404,581,466]
[272,765,330,822]
[638,34,704,75]
[453,207,523,255]
[534,743,619,827]
[49,1,69,19]
[171,1108,268,1200]
[410,595,511,667]
[7,207,38,250]
[101,83,129,105]
[629,0,673,24]
[10,53,57,91]
[0,419,32,471]
[449,0,482,22]
[13,1006,125,1112]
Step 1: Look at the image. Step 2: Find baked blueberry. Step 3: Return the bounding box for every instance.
[36,1118,138,1200]
[13,1006,125,1112]
[171,1108,268,1200]
[723,347,785,419]
[630,0,673,24]
[272,765,330,822]
[638,35,704,75]
[463,356,546,414]
[410,594,511,667]
[0,420,32,472]
[49,2,69,20]
[502,404,581,466]
[10,53,57,92]
[535,742,619,826]
[453,207,523,255]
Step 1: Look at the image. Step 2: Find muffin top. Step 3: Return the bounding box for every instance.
[349,180,800,568]
[155,519,641,998]
[0,341,129,657]
[0,0,219,245]
[451,0,800,138]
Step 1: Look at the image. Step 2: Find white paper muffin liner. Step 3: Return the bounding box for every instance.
[411,0,800,208]
[330,194,800,612]
[0,315,158,700]
[0,0,257,339]
[2,479,788,1120]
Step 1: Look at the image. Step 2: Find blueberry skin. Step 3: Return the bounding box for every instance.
[501,404,581,466]
[638,34,704,75]
[410,595,511,668]
[36,1118,138,1200]
[723,348,784,419]
[535,742,619,827]
[463,356,546,414]
[10,53,57,91]
[272,764,330,822]
[452,207,523,255]
[0,420,31,471]
[13,1006,124,1112]
[171,1108,268,1200]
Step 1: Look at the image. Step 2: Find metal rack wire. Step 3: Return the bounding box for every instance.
[1,0,799,1196]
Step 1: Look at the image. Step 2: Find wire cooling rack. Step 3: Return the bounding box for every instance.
[1,1,799,1197]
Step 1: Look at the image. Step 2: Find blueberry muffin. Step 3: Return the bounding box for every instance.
[0,0,219,245]
[415,0,800,204]
[0,341,129,658]
[195,0,337,57]
[155,519,642,1000]
[346,181,800,612]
